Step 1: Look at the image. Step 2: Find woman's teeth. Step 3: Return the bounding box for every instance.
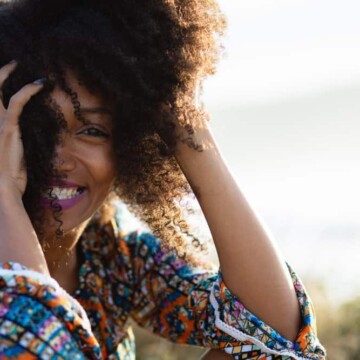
[46,187,84,200]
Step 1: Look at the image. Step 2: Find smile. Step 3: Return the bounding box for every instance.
[46,186,85,200]
[40,183,87,211]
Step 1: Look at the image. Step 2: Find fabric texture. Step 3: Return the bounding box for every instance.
[0,216,326,359]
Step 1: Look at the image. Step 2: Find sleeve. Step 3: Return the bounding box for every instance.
[0,262,101,360]
[124,231,326,360]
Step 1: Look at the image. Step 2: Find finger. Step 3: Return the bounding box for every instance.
[0,61,18,106]
[0,60,17,87]
[4,79,46,126]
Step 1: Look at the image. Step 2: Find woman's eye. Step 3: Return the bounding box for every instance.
[80,127,109,138]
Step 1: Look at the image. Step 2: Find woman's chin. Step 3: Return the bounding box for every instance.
[37,210,92,243]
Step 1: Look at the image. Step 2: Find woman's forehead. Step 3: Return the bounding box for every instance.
[50,72,112,116]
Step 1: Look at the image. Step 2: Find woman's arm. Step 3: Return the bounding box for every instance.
[175,122,301,341]
[0,61,49,275]
[0,261,99,359]
[0,189,49,274]
[123,224,323,358]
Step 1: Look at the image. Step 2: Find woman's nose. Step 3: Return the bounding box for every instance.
[53,135,76,172]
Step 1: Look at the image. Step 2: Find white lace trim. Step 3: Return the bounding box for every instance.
[209,284,314,360]
[0,268,92,332]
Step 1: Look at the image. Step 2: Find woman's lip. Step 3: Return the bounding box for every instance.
[50,180,84,188]
[40,189,87,211]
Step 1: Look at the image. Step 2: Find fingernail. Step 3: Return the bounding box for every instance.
[9,59,17,64]
[33,78,47,85]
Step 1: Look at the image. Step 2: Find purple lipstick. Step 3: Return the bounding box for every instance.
[40,181,86,211]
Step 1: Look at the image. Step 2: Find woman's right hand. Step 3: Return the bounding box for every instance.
[0,61,45,199]
[0,61,50,275]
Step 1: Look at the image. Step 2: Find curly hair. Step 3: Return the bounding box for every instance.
[0,0,225,257]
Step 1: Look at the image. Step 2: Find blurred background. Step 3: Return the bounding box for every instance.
[134,0,360,358]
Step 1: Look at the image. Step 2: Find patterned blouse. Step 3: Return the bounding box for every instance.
[0,215,326,359]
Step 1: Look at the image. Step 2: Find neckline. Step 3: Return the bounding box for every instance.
[71,216,119,298]
[72,234,88,298]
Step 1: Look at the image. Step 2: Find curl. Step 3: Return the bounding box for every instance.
[0,0,226,258]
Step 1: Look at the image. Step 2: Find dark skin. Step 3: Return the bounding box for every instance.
[0,60,301,358]
[0,65,233,359]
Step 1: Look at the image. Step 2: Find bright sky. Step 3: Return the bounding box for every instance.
[204,0,360,106]
[198,2,360,297]
[201,0,360,226]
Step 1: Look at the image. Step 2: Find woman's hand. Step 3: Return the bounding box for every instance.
[0,61,49,275]
[0,61,45,198]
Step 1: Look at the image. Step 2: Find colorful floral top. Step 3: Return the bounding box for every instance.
[0,216,326,359]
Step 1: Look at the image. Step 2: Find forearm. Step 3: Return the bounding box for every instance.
[0,187,49,275]
[0,261,94,358]
[175,125,300,341]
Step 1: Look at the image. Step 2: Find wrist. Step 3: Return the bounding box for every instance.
[0,196,49,276]
[175,135,230,199]
[175,122,216,156]
[0,178,24,205]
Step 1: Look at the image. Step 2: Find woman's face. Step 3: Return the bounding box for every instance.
[41,73,116,235]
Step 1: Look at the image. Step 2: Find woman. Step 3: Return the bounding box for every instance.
[0,0,325,359]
